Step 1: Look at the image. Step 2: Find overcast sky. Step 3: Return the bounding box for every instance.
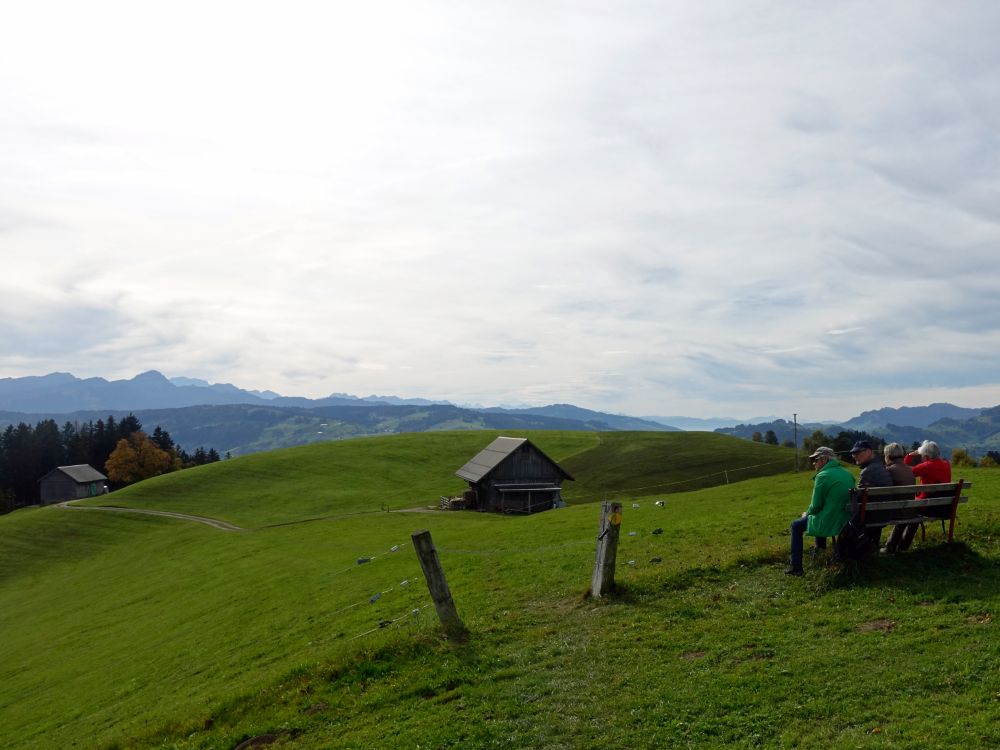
[2,1,999,421]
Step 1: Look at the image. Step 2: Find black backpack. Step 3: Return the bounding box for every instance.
[835,514,875,562]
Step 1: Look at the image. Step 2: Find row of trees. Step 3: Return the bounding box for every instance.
[800,429,887,459]
[1,415,221,513]
[751,429,793,447]
[799,430,1000,468]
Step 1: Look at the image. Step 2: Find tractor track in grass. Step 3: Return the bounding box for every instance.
[57,502,443,532]
[57,502,246,532]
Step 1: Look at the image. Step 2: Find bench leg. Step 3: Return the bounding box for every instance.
[946,480,964,543]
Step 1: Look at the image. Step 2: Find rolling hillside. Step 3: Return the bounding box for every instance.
[1,432,996,749]
[75,431,793,527]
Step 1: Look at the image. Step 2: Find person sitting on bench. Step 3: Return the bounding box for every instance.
[881,442,917,554]
[880,439,952,553]
[904,440,951,494]
[850,440,892,549]
[786,446,854,576]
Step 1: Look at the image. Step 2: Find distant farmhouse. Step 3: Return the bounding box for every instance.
[455,436,573,514]
[39,465,108,505]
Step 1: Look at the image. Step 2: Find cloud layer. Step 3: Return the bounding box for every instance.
[3,1,1000,420]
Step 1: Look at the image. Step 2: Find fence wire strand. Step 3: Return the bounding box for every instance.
[348,604,432,641]
[569,457,792,503]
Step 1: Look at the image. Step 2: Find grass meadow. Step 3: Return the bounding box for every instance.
[0,431,997,749]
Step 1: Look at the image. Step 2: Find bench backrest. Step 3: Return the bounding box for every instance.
[847,481,970,523]
[847,481,970,508]
[845,481,971,541]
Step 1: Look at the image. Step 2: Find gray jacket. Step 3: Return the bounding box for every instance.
[858,459,893,488]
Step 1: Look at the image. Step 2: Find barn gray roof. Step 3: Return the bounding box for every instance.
[455,436,573,483]
[54,464,107,483]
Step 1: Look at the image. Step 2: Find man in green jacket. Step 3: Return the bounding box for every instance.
[786,446,855,575]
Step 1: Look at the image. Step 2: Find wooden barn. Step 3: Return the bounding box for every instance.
[39,464,108,505]
[455,436,573,514]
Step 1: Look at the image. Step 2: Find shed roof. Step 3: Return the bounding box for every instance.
[47,464,107,483]
[455,436,573,483]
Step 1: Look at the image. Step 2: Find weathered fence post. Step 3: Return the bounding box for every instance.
[411,529,468,640]
[591,500,622,598]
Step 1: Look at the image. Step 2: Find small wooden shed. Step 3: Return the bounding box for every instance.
[455,436,573,514]
[39,464,108,505]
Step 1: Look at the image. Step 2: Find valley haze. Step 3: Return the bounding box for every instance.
[0,369,949,427]
[3,371,999,459]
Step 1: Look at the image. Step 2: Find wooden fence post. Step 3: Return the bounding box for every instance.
[411,529,468,640]
[591,501,622,598]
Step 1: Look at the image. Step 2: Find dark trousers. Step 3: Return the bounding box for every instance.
[867,525,885,548]
[789,518,825,568]
[885,523,918,552]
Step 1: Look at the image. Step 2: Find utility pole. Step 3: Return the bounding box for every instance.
[793,413,799,472]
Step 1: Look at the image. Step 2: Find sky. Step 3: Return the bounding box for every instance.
[2,1,1000,422]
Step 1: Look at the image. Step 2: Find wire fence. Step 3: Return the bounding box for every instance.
[568,457,793,503]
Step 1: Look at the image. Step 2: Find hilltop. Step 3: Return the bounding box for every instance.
[1,431,996,749]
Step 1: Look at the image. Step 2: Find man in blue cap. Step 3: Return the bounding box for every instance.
[850,439,893,550]
[851,440,891,488]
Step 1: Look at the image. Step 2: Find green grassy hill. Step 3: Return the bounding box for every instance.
[1,432,997,749]
[76,430,795,527]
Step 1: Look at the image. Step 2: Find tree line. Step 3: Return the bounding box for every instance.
[0,415,221,513]
[798,428,1000,468]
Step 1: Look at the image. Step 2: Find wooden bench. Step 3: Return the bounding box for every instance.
[847,481,971,543]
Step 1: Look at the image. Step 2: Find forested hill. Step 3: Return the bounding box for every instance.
[717,404,1000,458]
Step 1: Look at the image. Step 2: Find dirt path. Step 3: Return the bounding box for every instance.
[58,502,246,532]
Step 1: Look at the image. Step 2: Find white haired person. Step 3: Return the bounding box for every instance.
[889,440,952,552]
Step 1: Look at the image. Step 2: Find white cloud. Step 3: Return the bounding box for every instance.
[2,1,1000,421]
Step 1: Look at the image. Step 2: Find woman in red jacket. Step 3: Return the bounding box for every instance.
[904,440,952,493]
[890,440,952,552]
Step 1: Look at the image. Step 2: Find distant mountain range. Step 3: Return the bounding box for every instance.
[0,371,677,455]
[716,402,998,458]
[2,371,996,458]
[837,403,984,431]
[0,371,430,412]
[0,403,677,457]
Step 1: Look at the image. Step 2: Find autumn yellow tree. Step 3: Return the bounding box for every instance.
[950,448,978,468]
[105,431,172,485]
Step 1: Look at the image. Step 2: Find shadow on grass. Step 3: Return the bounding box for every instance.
[815,541,1000,598]
[583,538,997,609]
